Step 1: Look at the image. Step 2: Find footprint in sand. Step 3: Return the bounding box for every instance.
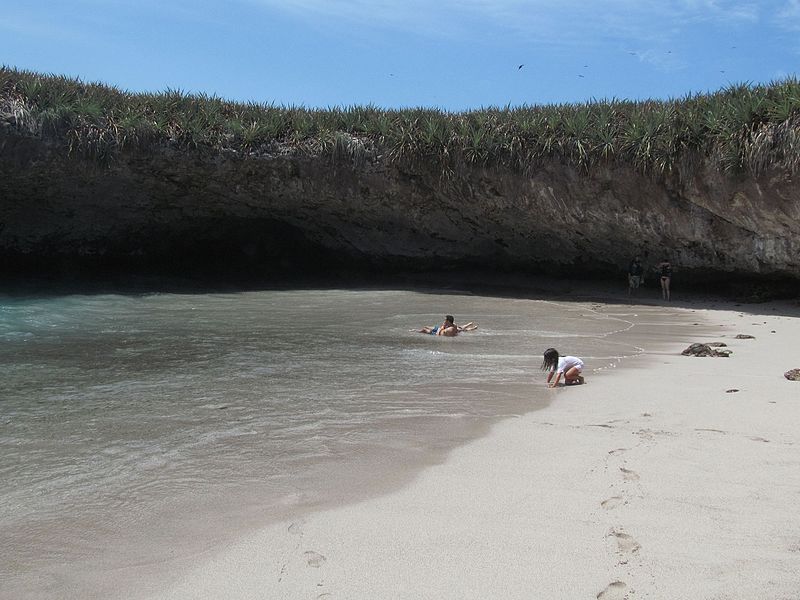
[610,529,641,554]
[304,551,327,568]
[608,448,627,456]
[749,436,770,443]
[597,581,627,600]
[636,428,676,440]
[619,467,639,481]
[601,496,624,510]
[278,521,307,582]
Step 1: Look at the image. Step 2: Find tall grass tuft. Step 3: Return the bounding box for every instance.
[2,66,800,176]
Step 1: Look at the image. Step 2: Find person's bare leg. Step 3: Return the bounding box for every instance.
[564,366,584,385]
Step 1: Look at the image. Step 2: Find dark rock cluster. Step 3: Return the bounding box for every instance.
[681,343,732,357]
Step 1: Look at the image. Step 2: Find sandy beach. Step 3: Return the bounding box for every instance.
[139,296,800,600]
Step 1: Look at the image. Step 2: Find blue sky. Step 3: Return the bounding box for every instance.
[1,0,798,111]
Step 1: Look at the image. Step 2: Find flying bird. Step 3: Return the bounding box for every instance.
[578,74,585,78]
[518,64,524,70]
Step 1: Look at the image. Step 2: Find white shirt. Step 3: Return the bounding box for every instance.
[555,356,584,374]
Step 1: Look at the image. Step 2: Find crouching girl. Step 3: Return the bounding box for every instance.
[541,348,585,388]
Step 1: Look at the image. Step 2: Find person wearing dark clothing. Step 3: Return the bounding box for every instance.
[658,259,673,301]
[628,257,643,296]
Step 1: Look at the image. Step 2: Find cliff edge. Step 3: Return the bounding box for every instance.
[2,70,799,290]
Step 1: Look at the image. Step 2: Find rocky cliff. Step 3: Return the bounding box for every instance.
[1,126,798,289]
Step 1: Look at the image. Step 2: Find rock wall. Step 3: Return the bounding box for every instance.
[1,128,799,286]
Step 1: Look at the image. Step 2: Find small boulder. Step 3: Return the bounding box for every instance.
[681,343,732,357]
[682,343,707,356]
[735,334,755,339]
[784,369,800,381]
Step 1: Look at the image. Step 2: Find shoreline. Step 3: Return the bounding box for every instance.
[145,296,800,600]
[1,289,657,600]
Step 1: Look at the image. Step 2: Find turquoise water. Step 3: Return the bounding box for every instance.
[0,288,653,599]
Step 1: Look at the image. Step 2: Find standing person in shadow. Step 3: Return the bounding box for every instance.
[627,256,643,297]
[658,258,673,301]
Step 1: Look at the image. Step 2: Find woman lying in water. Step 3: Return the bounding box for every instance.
[414,315,478,336]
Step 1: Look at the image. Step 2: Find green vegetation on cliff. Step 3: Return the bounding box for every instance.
[2,66,799,177]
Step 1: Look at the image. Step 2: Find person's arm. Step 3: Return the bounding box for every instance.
[548,371,562,388]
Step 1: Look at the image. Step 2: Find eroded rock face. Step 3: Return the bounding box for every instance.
[1,129,799,283]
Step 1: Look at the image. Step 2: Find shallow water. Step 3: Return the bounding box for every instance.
[0,288,684,598]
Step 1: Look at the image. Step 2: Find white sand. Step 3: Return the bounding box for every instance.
[151,299,800,600]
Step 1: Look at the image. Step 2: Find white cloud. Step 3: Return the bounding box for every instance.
[0,14,83,43]
[240,1,768,47]
[676,0,757,19]
[776,0,800,29]
[251,0,425,27]
[780,0,800,14]
[635,49,688,72]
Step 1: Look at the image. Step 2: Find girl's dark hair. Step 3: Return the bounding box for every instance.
[444,315,454,325]
[541,348,560,371]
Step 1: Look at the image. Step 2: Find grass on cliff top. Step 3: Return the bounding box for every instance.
[2,65,799,177]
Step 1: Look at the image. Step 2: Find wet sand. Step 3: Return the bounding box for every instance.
[140,294,800,599]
